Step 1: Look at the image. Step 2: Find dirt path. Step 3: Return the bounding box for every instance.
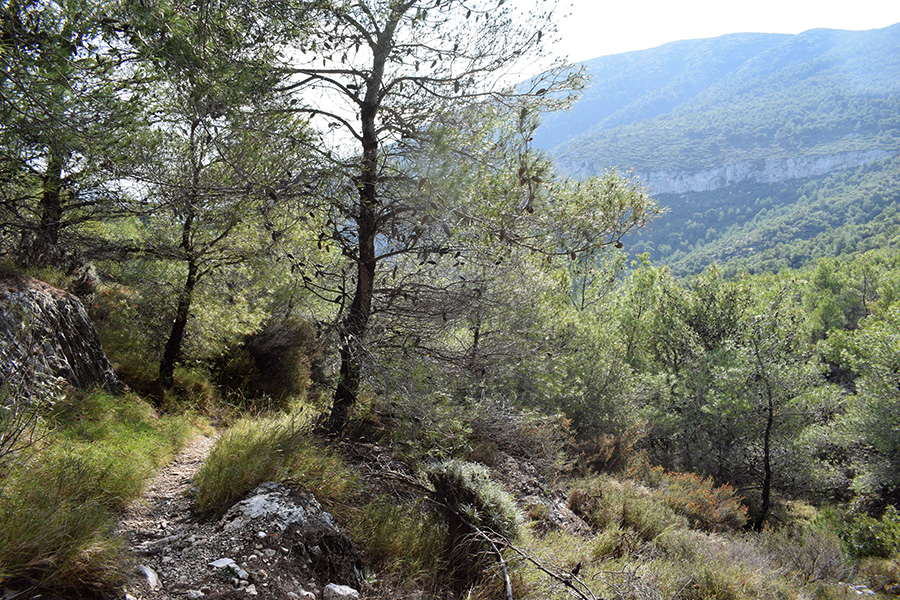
[115,431,360,600]
[118,434,218,537]
[117,433,219,599]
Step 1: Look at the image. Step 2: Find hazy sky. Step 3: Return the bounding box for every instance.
[554,0,900,62]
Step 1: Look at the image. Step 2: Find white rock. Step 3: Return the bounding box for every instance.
[209,558,237,569]
[323,583,360,600]
[136,565,160,590]
[222,489,308,532]
[186,591,205,599]
[246,584,258,596]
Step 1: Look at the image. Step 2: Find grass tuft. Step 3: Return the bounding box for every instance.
[193,411,355,519]
[0,389,198,595]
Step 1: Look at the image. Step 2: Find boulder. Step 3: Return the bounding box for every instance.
[323,583,360,600]
[218,483,365,590]
[0,274,121,396]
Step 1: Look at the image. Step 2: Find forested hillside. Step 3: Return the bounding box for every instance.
[2,2,900,599]
[536,24,900,273]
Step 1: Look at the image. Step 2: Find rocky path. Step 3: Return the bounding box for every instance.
[118,434,218,544]
[117,433,221,599]
[117,433,364,600]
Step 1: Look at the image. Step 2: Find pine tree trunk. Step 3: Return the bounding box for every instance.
[754,393,775,531]
[327,100,379,432]
[19,150,65,268]
[158,259,199,389]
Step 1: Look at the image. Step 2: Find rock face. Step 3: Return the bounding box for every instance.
[0,274,121,395]
[636,149,894,195]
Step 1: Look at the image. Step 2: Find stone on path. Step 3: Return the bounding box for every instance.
[135,565,161,590]
[323,582,360,600]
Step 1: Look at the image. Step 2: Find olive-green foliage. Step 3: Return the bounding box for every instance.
[756,522,850,583]
[840,305,900,500]
[0,390,196,595]
[193,413,355,519]
[570,476,686,551]
[90,275,174,389]
[425,459,524,588]
[426,459,523,541]
[854,557,900,595]
[839,506,900,559]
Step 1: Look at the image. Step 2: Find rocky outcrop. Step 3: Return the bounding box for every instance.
[0,274,121,395]
[638,149,894,195]
[124,481,364,599]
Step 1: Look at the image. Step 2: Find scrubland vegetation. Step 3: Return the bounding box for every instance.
[2,0,900,598]
[5,245,900,599]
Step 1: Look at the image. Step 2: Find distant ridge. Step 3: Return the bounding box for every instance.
[535,24,900,275]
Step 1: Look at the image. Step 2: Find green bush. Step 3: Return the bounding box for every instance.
[425,459,524,589]
[840,505,900,558]
[90,285,164,390]
[215,319,322,406]
[571,476,686,542]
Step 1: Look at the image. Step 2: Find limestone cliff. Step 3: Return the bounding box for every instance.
[0,274,121,395]
[635,150,895,195]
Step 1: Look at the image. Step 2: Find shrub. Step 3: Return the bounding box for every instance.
[654,469,747,533]
[90,285,164,390]
[425,459,524,589]
[215,319,322,406]
[567,487,602,526]
[756,523,850,583]
[576,423,647,475]
[855,557,900,595]
[592,521,643,559]
[671,564,743,600]
[839,505,900,559]
[465,399,575,475]
[625,459,747,533]
[571,476,686,542]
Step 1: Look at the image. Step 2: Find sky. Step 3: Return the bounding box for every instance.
[553,0,900,62]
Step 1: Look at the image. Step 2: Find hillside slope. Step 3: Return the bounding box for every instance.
[536,24,900,273]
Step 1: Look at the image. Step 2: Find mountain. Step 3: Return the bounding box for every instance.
[536,24,900,275]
